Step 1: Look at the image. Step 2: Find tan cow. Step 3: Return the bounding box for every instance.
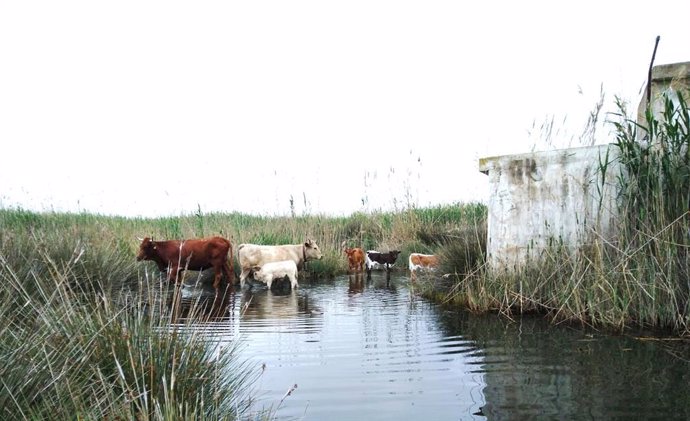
[238,239,323,288]
[408,253,440,280]
[344,247,365,273]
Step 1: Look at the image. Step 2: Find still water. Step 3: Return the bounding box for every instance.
[175,272,690,420]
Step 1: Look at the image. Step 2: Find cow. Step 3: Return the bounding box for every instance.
[344,247,365,273]
[408,253,440,280]
[365,250,401,275]
[252,260,299,290]
[136,236,234,289]
[237,239,323,288]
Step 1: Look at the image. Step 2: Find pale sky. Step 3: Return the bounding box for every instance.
[1,1,688,217]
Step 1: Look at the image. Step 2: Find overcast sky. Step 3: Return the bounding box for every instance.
[1,1,689,217]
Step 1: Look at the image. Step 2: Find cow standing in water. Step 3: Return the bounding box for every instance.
[365,250,401,276]
[136,236,235,290]
[344,247,365,273]
[408,253,440,280]
[237,239,323,288]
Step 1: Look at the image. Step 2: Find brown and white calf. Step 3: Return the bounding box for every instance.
[365,250,401,275]
[408,253,440,280]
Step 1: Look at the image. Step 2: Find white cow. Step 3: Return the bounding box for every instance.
[252,260,299,289]
[238,239,323,288]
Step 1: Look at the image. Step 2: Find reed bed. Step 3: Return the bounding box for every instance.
[428,91,690,335]
[2,91,689,421]
[0,226,271,420]
[0,201,486,418]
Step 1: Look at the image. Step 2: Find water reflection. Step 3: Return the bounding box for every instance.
[438,311,690,420]
[232,273,486,421]
[171,283,236,321]
[348,273,365,294]
[146,272,690,421]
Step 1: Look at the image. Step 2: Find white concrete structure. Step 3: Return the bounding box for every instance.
[479,145,620,269]
[636,61,690,138]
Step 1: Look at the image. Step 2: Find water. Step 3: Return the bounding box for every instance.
[173,272,690,420]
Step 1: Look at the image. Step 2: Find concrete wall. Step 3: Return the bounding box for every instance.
[637,61,690,136]
[478,145,619,269]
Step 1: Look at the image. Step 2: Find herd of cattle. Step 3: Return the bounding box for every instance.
[136,236,440,291]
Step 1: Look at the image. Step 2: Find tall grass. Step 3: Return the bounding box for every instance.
[432,91,690,334]
[0,225,264,420]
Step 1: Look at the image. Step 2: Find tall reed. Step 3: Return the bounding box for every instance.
[0,226,262,420]
[434,91,690,334]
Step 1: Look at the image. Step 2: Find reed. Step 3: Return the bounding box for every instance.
[428,91,690,334]
[0,225,268,420]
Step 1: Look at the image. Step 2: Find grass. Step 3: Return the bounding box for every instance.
[2,88,690,419]
[420,90,690,335]
[0,226,274,420]
[0,201,486,418]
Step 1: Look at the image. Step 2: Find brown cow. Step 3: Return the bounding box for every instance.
[408,253,440,280]
[344,247,365,273]
[136,236,235,289]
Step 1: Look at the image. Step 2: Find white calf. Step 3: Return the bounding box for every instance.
[252,260,299,290]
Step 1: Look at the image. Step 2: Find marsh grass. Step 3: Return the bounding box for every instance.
[0,201,488,418]
[430,91,690,334]
[0,228,269,420]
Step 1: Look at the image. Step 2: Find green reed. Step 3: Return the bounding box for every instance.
[429,91,690,334]
[0,231,264,420]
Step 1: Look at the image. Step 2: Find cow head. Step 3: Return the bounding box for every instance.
[304,239,323,261]
[344,247,354,256]
[136,237,156,261]
[390,250,401,260]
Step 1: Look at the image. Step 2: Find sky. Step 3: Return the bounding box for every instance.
[1,1,689,218]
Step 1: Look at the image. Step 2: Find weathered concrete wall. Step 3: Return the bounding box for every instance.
[637,61,690,139]
[478,145,619,269]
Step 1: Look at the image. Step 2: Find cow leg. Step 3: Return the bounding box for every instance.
[239,267,251,288]
[213,269,222,289]
[221,263,235,292]
[289,273,298,289]
[168,266,180,284]
[266,278,273,290]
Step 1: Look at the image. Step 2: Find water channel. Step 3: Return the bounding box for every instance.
[173,272,690,420]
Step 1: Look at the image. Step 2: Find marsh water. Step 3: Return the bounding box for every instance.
[172,272,690,420]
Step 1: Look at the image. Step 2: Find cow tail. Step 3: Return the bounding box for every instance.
[226,260,235,283]
[226,240,236,283]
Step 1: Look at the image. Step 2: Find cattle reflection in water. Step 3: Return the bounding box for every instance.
[168,282,236,322]
[348,273,365,293]
[240,288,324,330]
[348,272,398,296]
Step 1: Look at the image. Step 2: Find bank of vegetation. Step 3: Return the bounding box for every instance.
[1,92,688,418]
[0,200,488,419]
[432,92,690,336]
